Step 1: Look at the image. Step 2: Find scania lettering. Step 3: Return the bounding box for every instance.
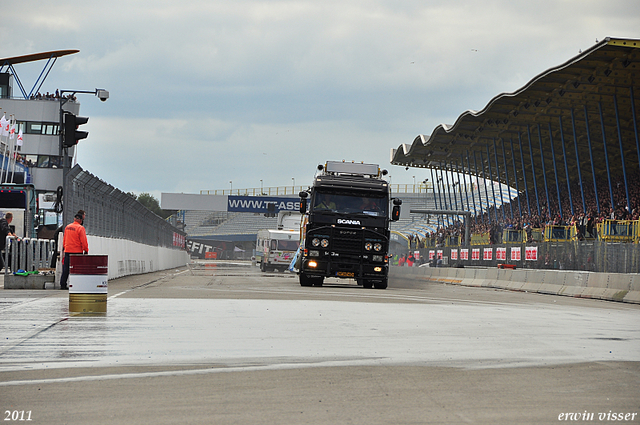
[297,161,401,289]
[337,219,361,225]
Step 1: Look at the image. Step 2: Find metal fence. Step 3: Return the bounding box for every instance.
[405,241,640,274]
[65,165,185,248]
[3,237,56,274]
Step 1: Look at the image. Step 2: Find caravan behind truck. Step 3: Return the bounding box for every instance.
[256,228,299,272]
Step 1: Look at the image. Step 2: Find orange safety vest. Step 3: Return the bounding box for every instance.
[63,221,89,254]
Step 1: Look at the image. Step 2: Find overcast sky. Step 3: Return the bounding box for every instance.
[3,0,639,198]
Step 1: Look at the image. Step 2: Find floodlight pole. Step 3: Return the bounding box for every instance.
[58,88,108,226]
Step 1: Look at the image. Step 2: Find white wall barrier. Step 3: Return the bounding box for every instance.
[390,265,640,305]
[85,236,189,280]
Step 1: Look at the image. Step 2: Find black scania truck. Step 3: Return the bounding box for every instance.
[297,161,401,289]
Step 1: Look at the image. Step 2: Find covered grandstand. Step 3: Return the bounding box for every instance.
[387,37,640,273]
[392,37,639,223]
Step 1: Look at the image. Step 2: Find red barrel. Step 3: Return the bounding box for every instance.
[69,255,108,314]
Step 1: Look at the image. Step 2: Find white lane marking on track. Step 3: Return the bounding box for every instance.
[189,285,519,307]
[108,269,191,300]
[0,359,385,387]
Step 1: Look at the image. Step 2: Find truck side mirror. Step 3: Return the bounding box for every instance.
[392,205,400,221]
[299,191,308,214]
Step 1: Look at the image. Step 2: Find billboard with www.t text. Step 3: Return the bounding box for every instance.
[227,196,300,213]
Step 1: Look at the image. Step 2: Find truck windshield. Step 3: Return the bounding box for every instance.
[312,192,387,217]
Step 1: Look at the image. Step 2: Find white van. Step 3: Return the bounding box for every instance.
[256,229,299,272]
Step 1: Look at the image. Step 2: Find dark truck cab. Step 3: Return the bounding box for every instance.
[297,161,401,289]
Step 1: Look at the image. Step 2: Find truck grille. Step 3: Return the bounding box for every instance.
[333,235,362,253]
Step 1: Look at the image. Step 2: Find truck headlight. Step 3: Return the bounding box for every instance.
[312,238,320,247]
[321,238,329,248]
[364,242,372,251]
[374,243,382,252]
[308,260,318,268]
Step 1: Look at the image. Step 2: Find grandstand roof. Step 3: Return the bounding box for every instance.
[0,49,80,99]
[0,49,79,66]
[391,37,640,191]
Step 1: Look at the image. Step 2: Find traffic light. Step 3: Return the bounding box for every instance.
[63,112,89,148]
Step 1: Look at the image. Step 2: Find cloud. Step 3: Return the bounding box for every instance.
[3,0,640,195]
[77,115,407,194]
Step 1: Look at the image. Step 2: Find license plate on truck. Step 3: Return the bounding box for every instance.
[337,272,354,277]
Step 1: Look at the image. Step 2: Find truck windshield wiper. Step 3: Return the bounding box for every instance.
[351,211,384,217]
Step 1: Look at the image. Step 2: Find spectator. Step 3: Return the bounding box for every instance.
[59,210,89,290]
[0,213,16,271]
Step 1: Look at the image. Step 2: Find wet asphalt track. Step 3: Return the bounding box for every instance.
[1,262,639,424]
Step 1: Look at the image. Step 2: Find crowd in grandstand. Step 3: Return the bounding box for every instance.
[29,90,77,102]
[412,171,640,247]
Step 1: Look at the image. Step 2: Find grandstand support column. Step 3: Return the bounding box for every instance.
[452,163,459,211]
[500,139,513,220]
[475,151,488,223]
[456,163,463,210]
[558,118,574,216]
[569,110,586,214]
[526,125,541,217]
[448,161,458,211]
[444,163,451,210]
[460,154,471,212]
[598,101,615,210]
[439,169,448,210]
[438,169,446,212]
[537,124,552,220]
[631,86,640,175]
[510,139,522,218]
[454,160,462,211]
[517,133,531,217]
[613,94,632,213]
[584,105,600,214]
[455,160,464,211]
[492,138,505,220]
[485,144,498,221]
[430,168,440,228]
[483,149,492,222]
[444,162,453,211]
[548,122,563,220]
[466,154,478,223]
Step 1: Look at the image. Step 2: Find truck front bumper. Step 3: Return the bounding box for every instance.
[301,257,388,279]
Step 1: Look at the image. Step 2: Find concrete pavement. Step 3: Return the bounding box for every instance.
[1,263,639,424]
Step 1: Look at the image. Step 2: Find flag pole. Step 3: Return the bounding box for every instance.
[16,128,24,183]
[0,114,9,184]
[8,117,16,183]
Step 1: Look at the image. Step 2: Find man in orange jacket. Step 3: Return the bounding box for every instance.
[60,210,88,290]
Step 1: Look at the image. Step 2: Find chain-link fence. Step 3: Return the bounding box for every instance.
[64,165,185,248]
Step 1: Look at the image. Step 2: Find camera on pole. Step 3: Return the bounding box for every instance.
[63,112,89,148]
